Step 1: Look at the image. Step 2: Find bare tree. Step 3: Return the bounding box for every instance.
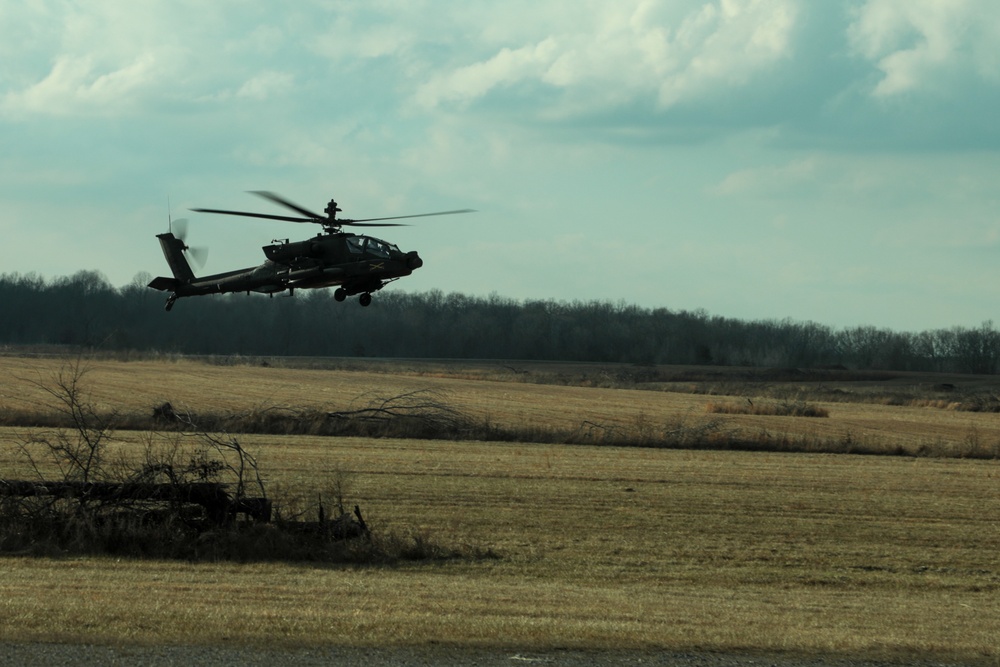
[20,358,116,484]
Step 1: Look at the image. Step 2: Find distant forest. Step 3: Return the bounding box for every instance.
[2,270,999,374]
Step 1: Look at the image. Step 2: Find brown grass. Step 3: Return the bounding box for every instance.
[1,434,998,660]
[705,399,830,418]
[1,356,1000,661]
[3,355,1000,456]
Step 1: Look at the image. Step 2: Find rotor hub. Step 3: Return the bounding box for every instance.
[324,199,342,220]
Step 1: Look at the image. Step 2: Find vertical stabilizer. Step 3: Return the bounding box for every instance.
[156,232,196,282]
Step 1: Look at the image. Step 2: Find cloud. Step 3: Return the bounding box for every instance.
[2,53,156,117]
[709,156,819,196]
[647,0,798,107]
[848,0,1000,96]
[0,1,308,119]
[309,14,418,61]
[399,0,1000,150]
[235,70,295,100]
[414,38,560,109]
[413,0,799,115]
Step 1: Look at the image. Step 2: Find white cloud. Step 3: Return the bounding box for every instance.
[412,0,798,114]
[414,38,560,109]
[653,0,797,107]
[0,1,304,118]
[2,53,156,117]
[849,0,1000,96]
[310,16,417,61]
[236,70,295,100]
[710,156,819,196]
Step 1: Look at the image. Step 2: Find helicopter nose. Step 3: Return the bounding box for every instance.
[406,251,423,270]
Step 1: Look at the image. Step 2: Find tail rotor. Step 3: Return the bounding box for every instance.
[171,218,208,272]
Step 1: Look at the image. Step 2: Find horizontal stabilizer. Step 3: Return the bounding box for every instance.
[148,276,180,292]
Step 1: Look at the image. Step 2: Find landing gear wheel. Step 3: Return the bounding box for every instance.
[165,296,177,312]
[334,288,347,302]
[359,293,372,307]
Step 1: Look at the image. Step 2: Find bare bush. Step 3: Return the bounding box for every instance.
[18,358,117,483]
[326,389,481,439]
[1,362,478,563]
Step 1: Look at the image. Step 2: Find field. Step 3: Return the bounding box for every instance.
[0,355,999,663]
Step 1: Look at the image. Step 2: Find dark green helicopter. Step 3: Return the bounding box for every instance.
[148,191,472,311]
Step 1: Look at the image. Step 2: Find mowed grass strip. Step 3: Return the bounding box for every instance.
[1,433,999,661]
[4,356,1000,453]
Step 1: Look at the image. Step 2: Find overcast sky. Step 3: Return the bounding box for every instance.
[2,0,998,331]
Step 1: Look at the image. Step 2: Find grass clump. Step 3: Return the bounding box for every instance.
[706,399,829,418]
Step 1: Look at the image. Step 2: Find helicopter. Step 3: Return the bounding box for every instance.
[148,190,472,311]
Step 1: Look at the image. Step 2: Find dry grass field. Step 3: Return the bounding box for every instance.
[0,355,999,663]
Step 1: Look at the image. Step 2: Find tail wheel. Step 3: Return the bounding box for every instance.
[359,293,372,307]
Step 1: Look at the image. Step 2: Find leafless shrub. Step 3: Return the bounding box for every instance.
[661,414,730,446]
[326,389,480,439]
[956,427,1000,459]
[1,362,488,563]
[18,358,117,484]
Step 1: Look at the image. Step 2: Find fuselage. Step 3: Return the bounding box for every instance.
[148,231,422,309]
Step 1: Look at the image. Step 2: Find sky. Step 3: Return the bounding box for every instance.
[1,0,999,332]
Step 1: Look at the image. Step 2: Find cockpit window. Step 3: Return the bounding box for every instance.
[367,239,390,258]
[346,237,365,254]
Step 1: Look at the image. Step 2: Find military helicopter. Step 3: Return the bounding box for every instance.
[148,191,472,311]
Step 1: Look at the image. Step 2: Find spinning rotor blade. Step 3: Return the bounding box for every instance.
[170,218,208,270]
[186,245,209,270]
[339,222,409,227]
[191,191,475,229]
[189,207,314,223]
[248,190,324,219]
[172,218,189,241]
[344,209,476,224]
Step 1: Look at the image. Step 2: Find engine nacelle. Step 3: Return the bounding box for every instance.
[264,239,322,263]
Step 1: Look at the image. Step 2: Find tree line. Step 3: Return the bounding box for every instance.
[2,270,999,374]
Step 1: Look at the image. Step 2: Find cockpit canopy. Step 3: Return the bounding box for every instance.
[346,236,400,259]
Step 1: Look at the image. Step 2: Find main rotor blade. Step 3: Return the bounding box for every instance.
[190,207,315,223]
[346,208,476,223]
[248,191,324,219]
